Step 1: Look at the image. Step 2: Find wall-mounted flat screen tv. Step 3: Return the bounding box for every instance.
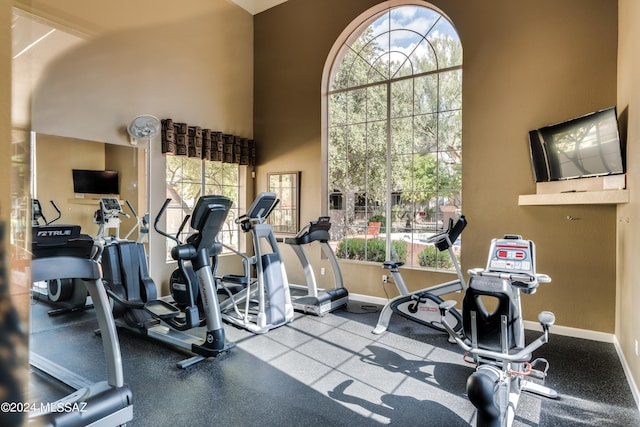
[72,169,119,194]
[528,107,624,182]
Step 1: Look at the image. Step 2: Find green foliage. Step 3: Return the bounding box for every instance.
[337,238,407,263]
[418,246,454,269]
[389,240,408,263]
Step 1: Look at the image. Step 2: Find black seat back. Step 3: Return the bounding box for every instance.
[462,276,518,354]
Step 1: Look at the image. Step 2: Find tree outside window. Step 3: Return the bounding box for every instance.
[326,4,463,269]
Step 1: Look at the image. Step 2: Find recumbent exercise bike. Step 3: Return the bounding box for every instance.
[440,234,557,427]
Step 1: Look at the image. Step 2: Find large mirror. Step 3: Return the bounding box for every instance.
[12,8,149,325]
[13,9,148,244]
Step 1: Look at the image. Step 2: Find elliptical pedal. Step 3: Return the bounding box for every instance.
[144,299,181,320]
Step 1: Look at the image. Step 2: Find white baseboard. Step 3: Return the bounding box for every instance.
[350,293,639,411]
[353,293,617,342]
[523,320,614,343]
[613,335,640,411]
[350,293,389,307]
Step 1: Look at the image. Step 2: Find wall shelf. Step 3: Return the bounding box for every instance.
[518,189,629,206]
[518,175,629,206]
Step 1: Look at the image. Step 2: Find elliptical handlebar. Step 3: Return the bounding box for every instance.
[48,200,62,224]
[154,198,180,245]
[33,199,62,225]
[176,215,191,241]
[125,200,137,219]
[123,200,138,240]
[123,200,152,241]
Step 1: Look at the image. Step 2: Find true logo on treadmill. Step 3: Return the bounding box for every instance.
[37,229,72,237]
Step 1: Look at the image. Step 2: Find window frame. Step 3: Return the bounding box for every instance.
[322,1,463,270]
[165,155,243,261]
[267,171,300,234]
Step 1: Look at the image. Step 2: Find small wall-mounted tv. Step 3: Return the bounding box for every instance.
[72,169,119,194]
[528,107,624,182]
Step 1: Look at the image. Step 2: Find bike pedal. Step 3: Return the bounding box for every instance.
[529,369,546,380]
[530,358,550,378]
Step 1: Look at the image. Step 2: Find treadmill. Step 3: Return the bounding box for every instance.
[283,216,349,316]
[30,224,133,426]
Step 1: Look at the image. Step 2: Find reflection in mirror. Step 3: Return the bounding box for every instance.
[32,133,147,244]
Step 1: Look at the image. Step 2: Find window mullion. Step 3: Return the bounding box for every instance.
[385,80,392,261]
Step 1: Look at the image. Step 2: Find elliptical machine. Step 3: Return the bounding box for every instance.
[218,192,295,334]
[93,196,129,241]
[101,195,234,368]
[440,235,557,427]
[372,216,467,335]
[31,199,93,316]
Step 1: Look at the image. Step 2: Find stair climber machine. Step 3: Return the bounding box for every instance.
[100,195,234,369]
[30,216,133,426]
[280,216,348,316]
[31,199,93,316]
[218,192,295,334]
[372,216,467,335]
[439,235,557,427]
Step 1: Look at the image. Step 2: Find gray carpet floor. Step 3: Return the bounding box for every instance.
[28,299,640,426]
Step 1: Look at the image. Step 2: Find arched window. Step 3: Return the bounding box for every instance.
[324,2,462,269]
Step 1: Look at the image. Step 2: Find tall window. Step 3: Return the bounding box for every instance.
[326,3,462,269]
[165,157,240,260]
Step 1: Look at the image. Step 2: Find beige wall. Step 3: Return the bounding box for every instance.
[617,0,640,403]
[254,0,619,332]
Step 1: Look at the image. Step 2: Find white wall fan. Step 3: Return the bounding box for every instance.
[127,115,161,145]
